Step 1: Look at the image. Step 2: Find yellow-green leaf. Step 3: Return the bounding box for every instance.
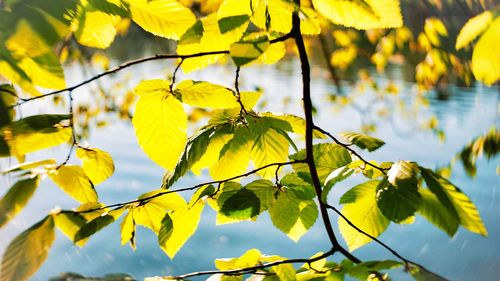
[2,159,56,174]
[54,212,88,247]
[48,165,98,203]
[120,211,136,249]
[158,202,203,258]
[215,248,262,270]
[176,80,239,109]
[128,0,196,40]
[74,208,125,242]
[456,11,493,50]
[417,189,459,236]
[230,34,270,66]
[133,80,187,170]
[471,17,500,86]
[339,180,390,251]
[1,216,55,281]
[73,5,122,49]
[132,190,186,233]
[191,131,233,175]
[76,147,115,185]
[312,0,403,30]
[210,128,252,180]
[0,176,40,228]
[250,128,289,179]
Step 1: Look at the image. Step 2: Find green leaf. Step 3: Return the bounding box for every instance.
[176,80,239,109]
[158,202,204,258]
[76,147,115,185]
[133,80,187,171]
[456,11,493,50]
[0,176,39,228]
[340,132,385,152]
[48,165,98,203]
[347,260,402,280]
[74,208,124,242]
[417,189,459,236]
[280,173,316,200]
[128,0,196,40]
[376,177,421,223]
[312,0,402,29]
[322,166,354,202]
[387,161,418,188]
[244,179,277,212]
[230,34,270,66]
[338,180,390,251]
[420,167,487,236]
[220,188,261,221]
[290,143,352,182]
[54,212,88,247]
[218,15,250,34]
[408,264,448,281]
[250,127,290,179]
[0,84,17,127]
[269,192,318,242]
[88,0,130,17]
[1,216,55,281]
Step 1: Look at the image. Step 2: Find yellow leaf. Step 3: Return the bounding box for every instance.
[300,7,321,35]
[9,127,71,157]
[76,147,115,185]
[210,129,252,180]
[257,42,286,64]
[0,177,40,228]
[177,13,247,72]
[251,0,293,33]
[312,0,403,30]
[132,190,186,233]
[54,212,88,247]
[456,11,493,50]
[191,132,232,175]
[48,165,98,203]
[73,6,122,49]
[129,0,196,40]
[159,202,203,258]
[120,211,135,248]
[471,17,500,86]
[175,80,239,108]
[215,248,262,270]
[5,20,51,57]
[18,54,66,90]
[338,180,390,251]
[132,80,187,170]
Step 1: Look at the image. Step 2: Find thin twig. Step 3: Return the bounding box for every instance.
[164,247,336,280]
[63,160,303,215]
[170,58,184,93]
[313,125,390,174]
[325,203,448,279]
[234,66,248,116]
[10,33,293,108]
[57,91,78,169]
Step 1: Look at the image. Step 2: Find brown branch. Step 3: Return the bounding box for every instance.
[63,160,303,215]
[313,125,390,174]
[325,203,448,280]
[56,91,78,169]
[161,247,336,280]
[291,1,360,264]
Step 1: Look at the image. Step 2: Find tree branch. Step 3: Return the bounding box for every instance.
[158,247,336,280]
[291,1,360,264]
[11,33,293,108]
[64,160,303,215]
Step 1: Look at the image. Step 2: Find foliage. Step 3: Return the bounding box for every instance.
[0,0,497,281]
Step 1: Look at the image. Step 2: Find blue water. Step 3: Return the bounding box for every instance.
[0,59,498,280]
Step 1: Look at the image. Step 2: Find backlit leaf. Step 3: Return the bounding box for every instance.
[269,192,318,242]
[74,208,124,242]
[55,212,88,247]
[210,127,252,180]
[120,211,136,249]
[76,147,115,185]
[340,132,385,152]
[420,168,487,236]
[312,0,403,30]
[128,0,196,40]
[0,176,39,228]
[230,34,270,66]
[456,11,493,50]
[176,80,239,109]
[1,216,55,281]
[339,180,390,251]
[471,17,500,86]
[250,128,289,179]
[158,202,203,258]
[2,159,56,174]
[133,80,187,171]
[417,189,459,236]
[376,177,421,223]
[290,143,351,182]
[215,249,262,271]
[48,165,98,203]
[73,4,122,49]
[347,260,402,280]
